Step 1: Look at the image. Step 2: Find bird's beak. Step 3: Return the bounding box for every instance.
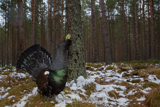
[66,34,71,40]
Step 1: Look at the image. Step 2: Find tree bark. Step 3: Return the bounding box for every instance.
[91,0,98,62]
[66,0,87,81]
[134,0,140,60]
[31,0,35,45]
[147,1,151,59]
[100,0,112,64]
[150,0,155,59]
[122,0,128,61]
[17,0,23,62]
[143,0,148,60]
[52,0,56,58]
[61,0,64,38]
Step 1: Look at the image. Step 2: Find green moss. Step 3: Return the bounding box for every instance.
[132,63,148,70]
[105,65,115,70]
[117,69,122,74]
[131,79,141,83]
[143,82,159,88]
[2,66,14,71]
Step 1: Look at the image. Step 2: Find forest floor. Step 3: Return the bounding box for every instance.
[0,60,160,107]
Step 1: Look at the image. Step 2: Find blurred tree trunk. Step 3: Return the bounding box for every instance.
[142,0,148,60]
[46,0,50,50]
[7,18,9,65]
[1,31,4,67]
[122,0,128,61]
[150,0,155,59]
[31,0,35,45]
[134,0,140,60]
[67,0,87,81]
[40,3,45,48]
[11,24,16,66]
[147,0,151,58]
[111,14,115,62]
[17,0,23,62]
[91,0,98,62]
[128,17,131,60]
[100,0,112,64]
[52,0,56,57]
[61,0,64,38]
[24,0,27,48]
[158,2,160,59]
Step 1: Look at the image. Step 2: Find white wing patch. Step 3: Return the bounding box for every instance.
[44,71,50,75]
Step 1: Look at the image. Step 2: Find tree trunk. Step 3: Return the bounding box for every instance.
[61,0,64,38]
[52,0,56,57]
[150,0,155,59]
[122,0,128,61]
[17,0,23,62]
[11,24,16,66]
[147,1,151,59]
[91,0,98,62]
[66,0,87,81]
[158,2,160,59]
[134,0,140,60]
[31,0,35,45]
[40,3,45,48]
[46,0,50,50]
[142,0,147,60]
[111,14,116,62]
[100,0,112,64]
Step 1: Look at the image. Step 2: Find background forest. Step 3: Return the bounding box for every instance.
[0,0,160,66]
[0,0,160,106]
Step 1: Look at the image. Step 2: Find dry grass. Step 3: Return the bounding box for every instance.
[108,90,121,99]
[120,81,134,90]
[1,60,160,106]
[0,71,36,107]
[66,101,97,107]
[145,86,160,107]
[83,83,96,97]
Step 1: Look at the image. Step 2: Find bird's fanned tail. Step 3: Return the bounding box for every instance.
[17,44,52,79]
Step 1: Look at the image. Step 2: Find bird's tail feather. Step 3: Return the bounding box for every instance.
[17,44,52,78]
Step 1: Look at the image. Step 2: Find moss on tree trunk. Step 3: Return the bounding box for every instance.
[66,0,87,81]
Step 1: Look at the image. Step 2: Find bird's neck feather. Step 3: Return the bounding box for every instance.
[50,47,68,71]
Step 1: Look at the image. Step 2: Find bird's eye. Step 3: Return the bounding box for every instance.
[60,39,64,43]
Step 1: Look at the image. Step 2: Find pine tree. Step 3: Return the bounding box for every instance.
[66,0,87,81]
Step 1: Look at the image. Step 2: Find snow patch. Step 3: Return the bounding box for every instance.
[148,75,160,84]
[12,87,38,107]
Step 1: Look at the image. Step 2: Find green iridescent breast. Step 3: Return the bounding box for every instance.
[51,69,67,84]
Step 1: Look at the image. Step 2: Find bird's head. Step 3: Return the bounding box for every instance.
[58,34,72,50]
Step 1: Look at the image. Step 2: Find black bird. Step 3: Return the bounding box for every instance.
[17,35,71,98]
